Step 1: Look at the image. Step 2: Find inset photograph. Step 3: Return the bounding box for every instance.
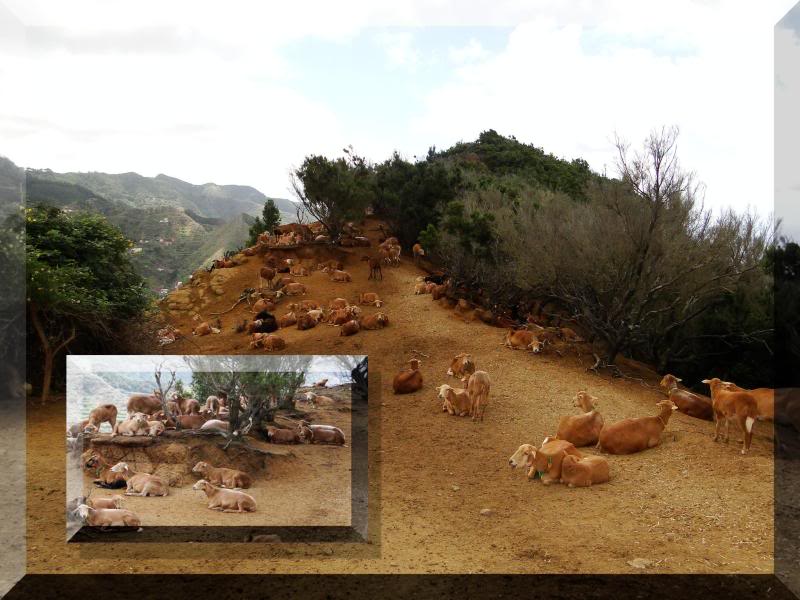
[66,354,366,542]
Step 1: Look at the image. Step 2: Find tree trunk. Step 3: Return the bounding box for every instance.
[29,303,74,405]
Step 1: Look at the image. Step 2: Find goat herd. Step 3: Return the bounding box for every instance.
[189,237,407,349]
[69,382,348,530]
[393,273,776,492]
[71,456,258,529]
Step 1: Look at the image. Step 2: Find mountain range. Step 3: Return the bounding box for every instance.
[19,163,298,291]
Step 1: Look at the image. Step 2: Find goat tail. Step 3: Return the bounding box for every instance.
[745,415,756,434]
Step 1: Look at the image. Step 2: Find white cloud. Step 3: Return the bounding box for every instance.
[448,39,487,64]
[373,31,420,71]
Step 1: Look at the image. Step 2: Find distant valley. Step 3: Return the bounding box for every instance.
[22,165,299,291]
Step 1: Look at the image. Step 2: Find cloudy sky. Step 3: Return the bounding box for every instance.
[1,1,797,235]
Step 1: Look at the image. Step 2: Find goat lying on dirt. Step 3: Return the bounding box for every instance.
[191,461,252,489]
[267,427,303,444]
[437,384,471,417]
[193,479,257,512]
[86,495,124,509]
[556,391,604,447]
[530,439,583,485]
[200,419,229,433]
[85,453,127,489]
[112,412,150,436]
[361,312,389,330]
[659,374,713,421]
[305,391,335,405]
[303,424,346,445]
[559,454,610,488]
[75,504,142,531]
[393,359,423,394]
[597,399,678,454]
[110,462,169,496]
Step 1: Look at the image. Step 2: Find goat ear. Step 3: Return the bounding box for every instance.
[675,377,683,383]
[701,379,710,384]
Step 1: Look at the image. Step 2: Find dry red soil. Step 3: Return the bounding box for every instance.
[28,218,773,574]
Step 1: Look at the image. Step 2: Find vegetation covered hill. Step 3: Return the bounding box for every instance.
[290,129,776,390]
[432,128,597,202]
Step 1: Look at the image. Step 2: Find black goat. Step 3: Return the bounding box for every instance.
[251,310,278,334]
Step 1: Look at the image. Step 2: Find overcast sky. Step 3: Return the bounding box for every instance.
[1,1,797,235]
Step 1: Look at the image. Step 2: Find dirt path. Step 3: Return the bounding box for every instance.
[28,218,773,574]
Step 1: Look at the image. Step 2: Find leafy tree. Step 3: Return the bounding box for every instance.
[372,152,462,248]
[290,147,373,239]
[186,356,311,445]
[26,205,151,403]
[246,198,281,246]
[174,378,188,398]
[439,200,497,259]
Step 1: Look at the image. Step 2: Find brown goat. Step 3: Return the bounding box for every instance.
[277,282,306,296]
[360,256,383,281]
[252,298,276,314]
[328,298,348,310]
[306,425,346,445]
[85,453,127,489]
[560,454,610,488]
[466,370,491,422]
[267,427,302,444]
[340,319,360,336]
[297,313,318,331]
[659,374,713,421]
[172,414,208,430]
[330,269,352,283]
[191,461,252,489]
[278,312,298,328]
[447,353,475,379]
[126,392,163,416]
[556,391,604,447]
[193,479,256,513]
[258,267,276,290]
[702,378,760,454]
[717,380,775,422]
[597,399,678,454]
[360,312,389,330]
[509,439,583,485]
[504,329,545,353]
[438,384,471,416]
[393,358,423,394]
[359,292,383,307]
[88,404,118,431]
